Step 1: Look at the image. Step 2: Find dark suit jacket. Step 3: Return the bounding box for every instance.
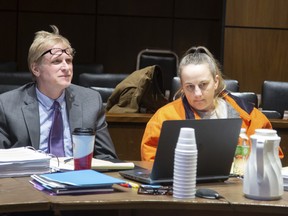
[0,82,117,159]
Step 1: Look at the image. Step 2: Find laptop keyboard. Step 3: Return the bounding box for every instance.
[137,173,151,178]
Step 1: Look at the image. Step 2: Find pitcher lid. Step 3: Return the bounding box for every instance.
[255,129,277,135]
[251,129,280,140]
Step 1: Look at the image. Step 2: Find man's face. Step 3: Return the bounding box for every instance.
[32,43,74,98]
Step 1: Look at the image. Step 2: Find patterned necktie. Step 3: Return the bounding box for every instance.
[48,101,65,157]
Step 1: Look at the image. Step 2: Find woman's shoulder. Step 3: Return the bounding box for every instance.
[152,98,185,120]
[223,92,255,115]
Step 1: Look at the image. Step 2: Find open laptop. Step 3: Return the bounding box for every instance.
[119,118,242,185]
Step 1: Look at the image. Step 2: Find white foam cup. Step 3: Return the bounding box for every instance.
[173,127,197,199]
[173,187,197,198]
[175,148,198,155]
[178,127,195,140]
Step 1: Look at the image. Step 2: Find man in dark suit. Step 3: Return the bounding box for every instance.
[0,25,117,159]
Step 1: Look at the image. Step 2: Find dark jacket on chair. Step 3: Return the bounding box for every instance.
[106,65,168,113]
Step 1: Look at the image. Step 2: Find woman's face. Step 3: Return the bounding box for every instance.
[181,63,219,112]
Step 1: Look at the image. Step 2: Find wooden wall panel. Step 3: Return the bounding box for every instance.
[173,19,223,62]
[97,0,173,17]
[0,0,17,9]
[174,0,223,19]
[17,13,96,71]
[18,0,96,13]
[226,0,288,28]
[224,0,288,95]
[0,12,17,62]
[96,0,224,74]
[96,16,173,74]
[174,0,224,62]
[0,0,224,77]
[224,28,288,93]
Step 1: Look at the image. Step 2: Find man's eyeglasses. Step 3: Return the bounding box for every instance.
[187,47,207,55]
[137,185,173,195]
[40,47,76,57]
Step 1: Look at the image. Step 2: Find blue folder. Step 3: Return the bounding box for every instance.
[38,169,125,188]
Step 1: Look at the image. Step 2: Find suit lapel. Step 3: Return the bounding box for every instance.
[65,86,82,132]
[22,85,41,149]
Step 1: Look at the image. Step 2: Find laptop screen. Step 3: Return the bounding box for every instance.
[151,118,242,182]
[119,118,242,184]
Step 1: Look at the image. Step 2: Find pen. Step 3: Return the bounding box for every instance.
[128,181,139,188]
[64,157,73,163]
[119,183,131,188]
[119,182,139,189]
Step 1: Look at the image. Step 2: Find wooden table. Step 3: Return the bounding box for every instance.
[0,177,50,213]
[106,113,288,166]
[1,161,288,216]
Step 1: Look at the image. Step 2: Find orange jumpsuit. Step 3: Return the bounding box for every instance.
[141,91,284,161]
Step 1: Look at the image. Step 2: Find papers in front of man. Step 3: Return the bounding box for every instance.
[30,169,125,195]
[0,147,51,178]
[50,157,135,172]
[282,166,288,191]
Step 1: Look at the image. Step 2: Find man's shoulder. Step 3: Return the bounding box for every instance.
[68,84,98,93]
[0,83,35,100]
[67,84,101,99]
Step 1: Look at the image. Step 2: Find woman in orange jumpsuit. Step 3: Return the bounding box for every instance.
[141,46,283,161]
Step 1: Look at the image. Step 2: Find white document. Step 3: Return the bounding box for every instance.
[50,157,134,171]
[0,147,51,177]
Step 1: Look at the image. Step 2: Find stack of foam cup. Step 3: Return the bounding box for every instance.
[173,127,198,199]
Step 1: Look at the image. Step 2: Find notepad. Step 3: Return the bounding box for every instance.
[50,157,135,171]
[282,166,288,191]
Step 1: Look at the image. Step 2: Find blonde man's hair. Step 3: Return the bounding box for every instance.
[27,25,72,73]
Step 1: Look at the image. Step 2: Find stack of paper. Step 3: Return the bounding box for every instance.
[0,147,51,178]
[30,169,125,195]
[282,166,288,191]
